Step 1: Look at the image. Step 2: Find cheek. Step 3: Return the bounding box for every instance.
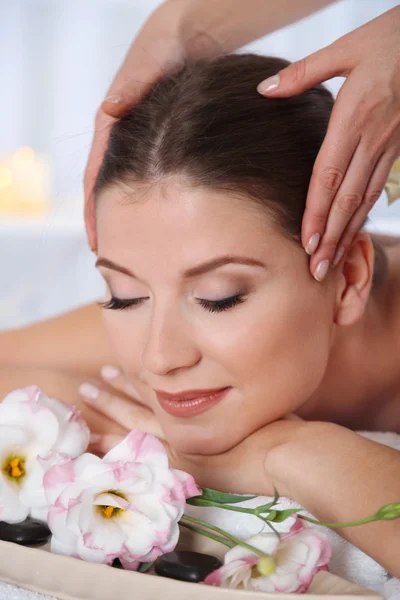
[216,286,334,418]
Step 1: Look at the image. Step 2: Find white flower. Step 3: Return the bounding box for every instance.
[204,516,331,593]
[0,386,90,523]
[44,429,201,569]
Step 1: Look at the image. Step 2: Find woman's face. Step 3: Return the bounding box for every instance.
[96,180,337,455]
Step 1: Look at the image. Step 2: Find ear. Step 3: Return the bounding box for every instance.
[333,232,374,327]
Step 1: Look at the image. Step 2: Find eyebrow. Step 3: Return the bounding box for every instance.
[95,255,267,280]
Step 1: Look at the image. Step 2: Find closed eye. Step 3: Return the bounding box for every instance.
[98,297,146,310]
[196,294,246,313]
[98,294,246,313]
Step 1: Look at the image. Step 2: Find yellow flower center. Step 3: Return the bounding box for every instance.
[2,454,26,483]
[256,555,276,577]
[96,490,127,519]
[100,505,121,519]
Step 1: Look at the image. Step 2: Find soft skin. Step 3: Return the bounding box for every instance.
[96,179,362,455]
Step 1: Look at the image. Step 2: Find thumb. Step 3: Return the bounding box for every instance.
[257,42,349,97]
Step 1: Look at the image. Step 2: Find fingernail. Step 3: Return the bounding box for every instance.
[79,383,99,401]
[257,74,280,95]
[90,433,102,444]
[101,365,121,380]
[332,246,345,267]
[305,233,321,255]
[314,260,330,282]
[104,94,123,104]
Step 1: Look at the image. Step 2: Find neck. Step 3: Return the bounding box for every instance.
[297,245,400,431]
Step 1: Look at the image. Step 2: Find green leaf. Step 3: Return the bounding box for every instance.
[138,562,153,573]
[254,488,281,515]
[265,510,277,521]
[272,509,302,523]
[187,487,256,505]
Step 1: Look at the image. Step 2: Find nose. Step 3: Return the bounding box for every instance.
[141,302,201,376]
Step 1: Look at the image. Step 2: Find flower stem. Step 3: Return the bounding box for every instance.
[299,514,377,528]
[181,515,265,556]
[189,498,282,531]
[180,521,234,548]
[191,499,256,516]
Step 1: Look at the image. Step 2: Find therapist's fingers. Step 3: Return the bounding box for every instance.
[257,40,350,97]
[337,150,400,255]
[306,75,400,277]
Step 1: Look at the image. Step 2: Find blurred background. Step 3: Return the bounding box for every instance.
[1,0,399,329]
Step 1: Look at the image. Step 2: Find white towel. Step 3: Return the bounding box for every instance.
[186,431,400,600]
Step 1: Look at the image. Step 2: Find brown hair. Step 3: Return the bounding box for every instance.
[95,53,386,284]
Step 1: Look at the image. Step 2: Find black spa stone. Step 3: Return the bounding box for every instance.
[0,517,51,546]
[154,551,222,583]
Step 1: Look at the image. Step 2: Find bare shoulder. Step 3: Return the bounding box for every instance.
[0,302,117,378]
[370,233,400,247]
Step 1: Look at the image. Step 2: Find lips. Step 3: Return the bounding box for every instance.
[155,387,230,417]
[154,387,228,402]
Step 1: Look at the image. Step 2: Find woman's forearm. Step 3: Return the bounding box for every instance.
[180,0,336,55]
[0,302,116,377]
[269,422,400,576]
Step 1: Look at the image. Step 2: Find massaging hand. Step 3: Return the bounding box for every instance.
[79,366,303,495]
[258,6,400,280]
[84,0,217,252]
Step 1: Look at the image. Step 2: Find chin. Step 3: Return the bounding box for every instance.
[163,422,245,456]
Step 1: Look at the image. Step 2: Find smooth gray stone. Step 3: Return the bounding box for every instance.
[154,550,222,582]
[0,518,51,546]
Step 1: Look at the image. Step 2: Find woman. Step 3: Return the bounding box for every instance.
[1,54,400,575]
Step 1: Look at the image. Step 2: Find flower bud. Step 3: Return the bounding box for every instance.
[376,502,400,520]
[257,555,276,576]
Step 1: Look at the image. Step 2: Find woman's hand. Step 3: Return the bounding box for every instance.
[79,366,305,495]
[79,366,165,446]
[258,6,400,282]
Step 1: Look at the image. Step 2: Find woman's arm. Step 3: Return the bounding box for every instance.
[0,302,116,377]
[180,0,335,55]
[269,421,400,577]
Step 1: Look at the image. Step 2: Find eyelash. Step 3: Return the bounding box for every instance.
[99,294,246,314]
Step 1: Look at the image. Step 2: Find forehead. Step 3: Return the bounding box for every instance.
[96,180,290,269]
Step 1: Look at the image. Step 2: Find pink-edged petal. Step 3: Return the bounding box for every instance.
[119,555,140,571]
[1,386,44,409]
[43,456,77,506]
[216,559,254,589]
[224,533,279,564]
[171,469,201,499]
[51,535,78,558]
[204,567,223,586]
[104,430,168,469]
